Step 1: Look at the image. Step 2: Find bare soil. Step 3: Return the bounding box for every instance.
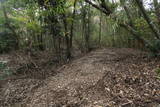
[0,48,160,107]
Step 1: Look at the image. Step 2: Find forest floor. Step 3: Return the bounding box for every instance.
[0,48,160,107]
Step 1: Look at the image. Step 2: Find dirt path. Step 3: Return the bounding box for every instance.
[1,48,160,107]
[27,48,160,107]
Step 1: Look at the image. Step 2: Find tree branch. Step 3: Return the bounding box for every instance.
[84,0,111,16]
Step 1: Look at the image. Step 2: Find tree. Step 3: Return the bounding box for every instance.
[99,12,102,45]
[135,0,160,39]
[70,0,77,49]
[84,0,159,52]
[2,5,19,50]
[153,0,160,24]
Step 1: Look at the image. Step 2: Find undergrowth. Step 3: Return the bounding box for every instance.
[0,61,12,80]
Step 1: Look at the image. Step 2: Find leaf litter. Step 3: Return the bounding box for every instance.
[0,48,160,107]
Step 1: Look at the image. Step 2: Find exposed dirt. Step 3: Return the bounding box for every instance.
[0,48,160,107]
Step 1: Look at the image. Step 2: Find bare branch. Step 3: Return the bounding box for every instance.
[84,0,111,16]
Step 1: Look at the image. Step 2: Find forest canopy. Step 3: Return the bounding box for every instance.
[0,0,160,58]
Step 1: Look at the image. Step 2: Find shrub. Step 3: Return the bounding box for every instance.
[0,31,17,53]
[148,39,160,57]
[0,61,12,80]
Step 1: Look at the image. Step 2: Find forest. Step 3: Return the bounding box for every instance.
[0,0,160,106]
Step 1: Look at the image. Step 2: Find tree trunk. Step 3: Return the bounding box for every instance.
[63,15,71,59]
[120,0,154,50]
[135,0,160,39]
[37,34,44,51]
[81,4,87,52]
[120,24,149,46]
[99,12,102,45]
[70,0,77,48]
[84,0,158,51]
[85,4,91,52]
[153,0,160,25]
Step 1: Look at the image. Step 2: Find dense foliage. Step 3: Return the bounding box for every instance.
[0,0,160,57]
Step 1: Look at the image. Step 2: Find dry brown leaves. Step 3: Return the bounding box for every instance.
[0,48,160,107]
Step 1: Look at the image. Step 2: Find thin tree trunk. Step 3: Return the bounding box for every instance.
[38,18,45,51]
[70,0,77,48]
[85,4,91,52]
[63,15,71,59]
[37,34,44,51]
[81,4,87,52]
[99,12,102,45]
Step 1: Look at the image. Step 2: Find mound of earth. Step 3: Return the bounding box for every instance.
[0,51,61,106]
[0,48,160,107]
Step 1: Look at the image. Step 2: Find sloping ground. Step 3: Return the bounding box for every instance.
[27,48,160,107]
[0,51,61,107]
[0,48,160,107]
